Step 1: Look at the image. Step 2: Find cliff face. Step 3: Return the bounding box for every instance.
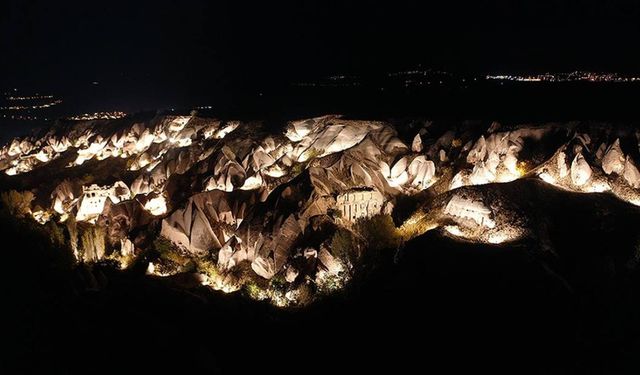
[1,114,640,305]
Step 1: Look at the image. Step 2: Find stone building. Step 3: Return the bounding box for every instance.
[336,189,384,223]
[76,185,112,222]
[76,182,130,222]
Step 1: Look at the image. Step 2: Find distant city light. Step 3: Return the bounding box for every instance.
[0,99,62,111]
[7,94,54,101]
[67,111,127,121]
[486,71,640,83]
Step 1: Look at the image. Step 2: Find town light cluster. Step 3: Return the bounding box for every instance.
[486,71,640,83]
[67,111,127,121]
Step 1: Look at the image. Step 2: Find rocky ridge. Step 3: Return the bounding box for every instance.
[1,114,640,305]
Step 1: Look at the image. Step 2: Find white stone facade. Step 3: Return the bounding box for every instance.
[336,189,384,223]
[76,184,114,222]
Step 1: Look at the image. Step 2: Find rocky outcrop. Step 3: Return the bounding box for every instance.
[3,115,640,304]
[161,190,251,256]
[571,153,592,186]
[444,195,495,228]
[602,139,626,175]
[624,157,640,188]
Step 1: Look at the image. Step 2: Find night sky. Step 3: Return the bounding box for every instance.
[2,0,640,110]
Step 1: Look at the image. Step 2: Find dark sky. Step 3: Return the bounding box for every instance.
[2,0,640,109]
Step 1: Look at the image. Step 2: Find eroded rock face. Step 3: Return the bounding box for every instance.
[444,195,495,229]
[624,157,640,188]
[52,180,81,214]
[407,156,435,189]
[161,190,250,256]
[99,199,150,242]
[426,184,530,245]
[4,115,640,305]
[602,139,626,175]
[411,133,423,153]
[571,153,592,186]
[557,152,569,178]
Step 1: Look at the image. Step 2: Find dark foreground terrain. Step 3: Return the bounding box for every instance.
[3,178,640,374]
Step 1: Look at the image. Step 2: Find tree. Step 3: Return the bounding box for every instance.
[355,215,401,252]
[0,190,35,217]
[45,221,65,246]
[330,227,358,262]
[66,215,79,260]
[80,226,106,262]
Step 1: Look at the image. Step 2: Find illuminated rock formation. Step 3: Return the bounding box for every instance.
[444,195,495,229]
[459,127,551,187]
[143,195,167,216]
[336,189,384,223]
[407,156,436,189]
[624,157,640,188]
[380,157,409,187]
[4,113,640,304]
[571,153,592,186]
[557,151,569,178]
[160,190,249,256]
[411,133,423,152]
[602,139,625,175]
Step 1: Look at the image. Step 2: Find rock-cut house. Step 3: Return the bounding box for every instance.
[76,184,115,222]
[336,189,384,223]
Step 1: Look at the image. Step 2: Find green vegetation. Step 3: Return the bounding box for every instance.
[80,226,106,262]
[330,227,359,262]
[292,147,325,175]
[0,206,75,273]
[153,237,175,255]
[195,258,219,279]
[244,281,267,300]
[153,237,194,270]
[291,162,305,175]
[304,147,324,160]
[0,190,34,217]
[330,208,342,218]
[66,215,79,259]
[79,173,94,185]
[330,215,401,264]
[316,271,347,295]
[269,274,287,292]
[355,214,401,252]
[295,283,314,305]
[45,221,66,246]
